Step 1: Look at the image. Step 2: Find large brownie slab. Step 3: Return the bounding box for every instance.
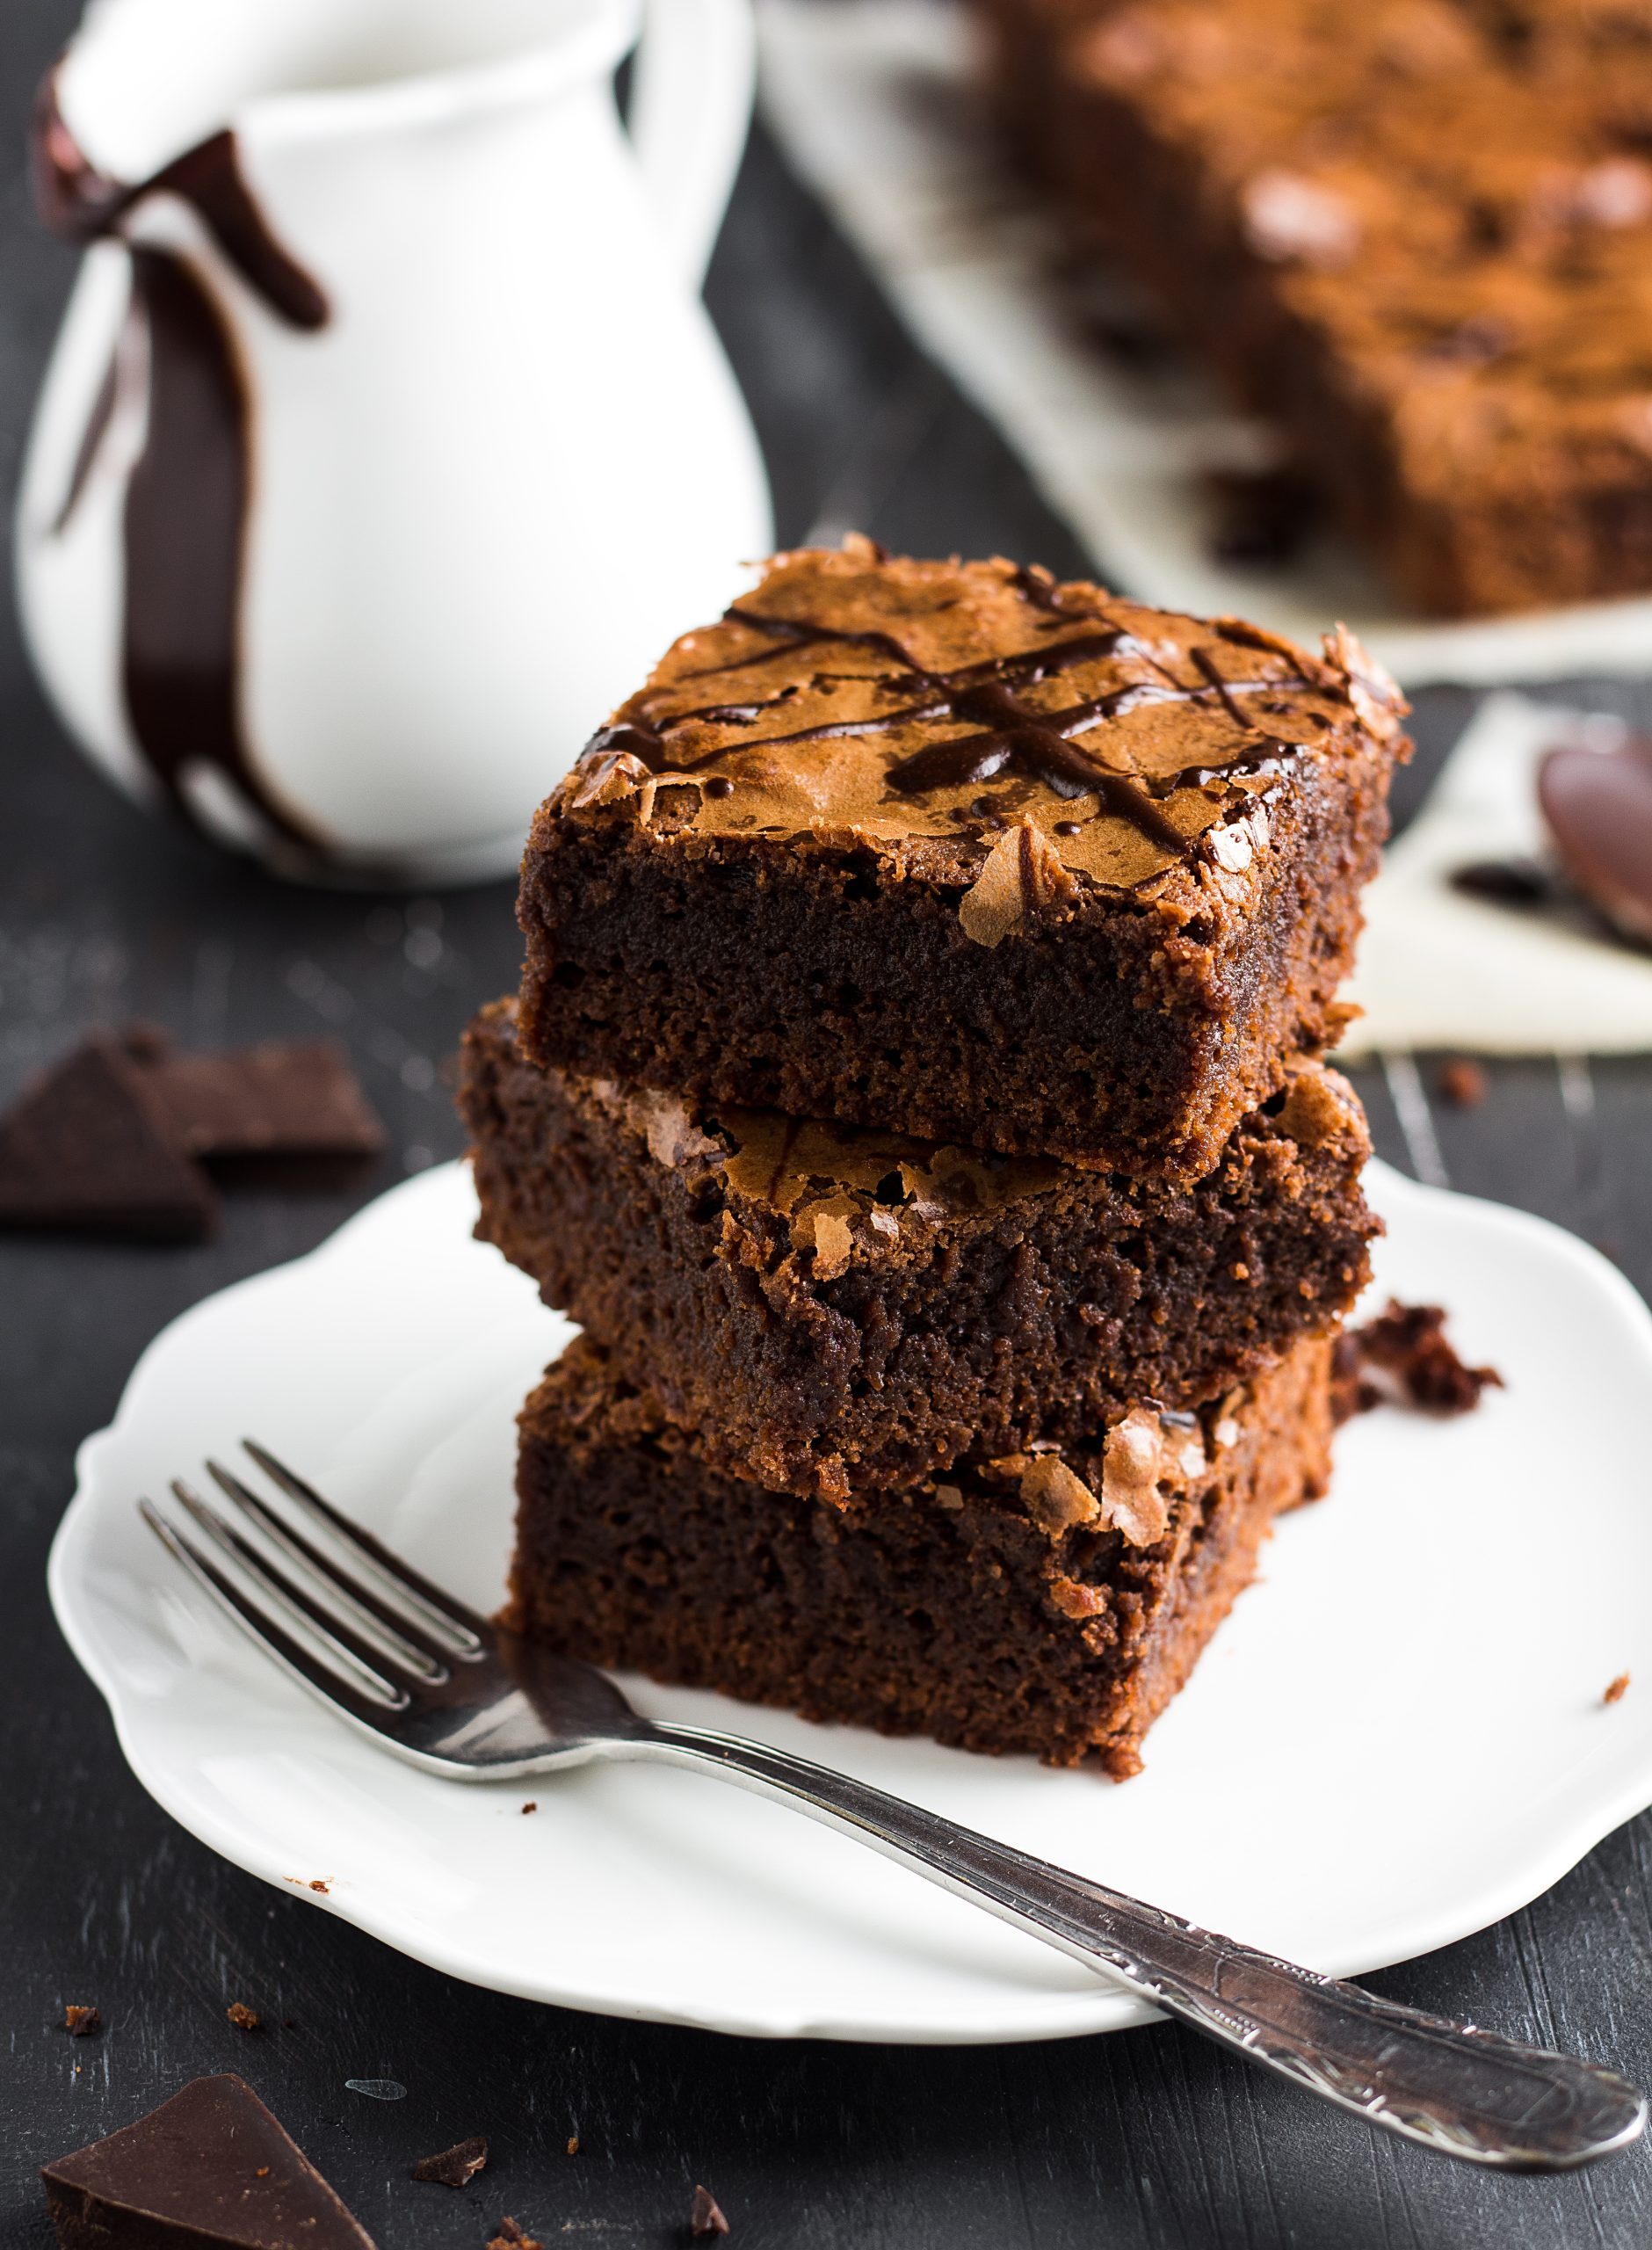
[975,0,1652,615]
[461,997,1373,1502]
[509,1331,1334,1776]
[515,541,1405,1179]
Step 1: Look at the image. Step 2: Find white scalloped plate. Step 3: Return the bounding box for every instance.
[47,1157,1652,2043]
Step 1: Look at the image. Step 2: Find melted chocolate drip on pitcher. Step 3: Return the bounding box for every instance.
[33,76,330,852]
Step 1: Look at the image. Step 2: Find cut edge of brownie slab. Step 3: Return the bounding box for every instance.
[516,540,1408,1179]
[461,996,1376,1501]
[973,0,1652,616]
[507,1329,1335,1775]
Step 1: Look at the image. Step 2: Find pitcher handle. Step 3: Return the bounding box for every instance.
[627,0,755,293]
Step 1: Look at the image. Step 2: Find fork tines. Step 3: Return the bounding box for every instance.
[140,1441,489,1727]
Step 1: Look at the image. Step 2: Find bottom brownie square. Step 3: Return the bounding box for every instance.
[508,1331,1334,1776]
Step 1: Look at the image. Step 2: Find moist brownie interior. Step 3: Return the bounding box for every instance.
[509,1330,1334,1775]
[463,996,1375,1499]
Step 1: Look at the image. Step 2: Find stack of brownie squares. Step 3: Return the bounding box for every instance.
[459,538,1409,1775]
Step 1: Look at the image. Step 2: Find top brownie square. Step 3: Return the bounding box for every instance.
[516,540,1406,1176]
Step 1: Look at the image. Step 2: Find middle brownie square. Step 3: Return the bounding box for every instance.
[461,999,1375,1502]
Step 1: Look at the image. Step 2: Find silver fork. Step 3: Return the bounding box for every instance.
[141,1441,1645,2173]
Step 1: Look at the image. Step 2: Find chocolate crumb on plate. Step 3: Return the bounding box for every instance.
[1438,1058,1487,1108]
[1333,1300,1502,1422]
[1606,1673,1632,1705]
[224,2003,262,2032]
[409,2135,488,2187]
[690,2184,731,2237]
[520,1801,538,1815]
[63,2005,100,2037]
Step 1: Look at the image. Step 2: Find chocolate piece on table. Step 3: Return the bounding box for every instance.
[690,2184,731,2237]
[62,2005,100,2036]
[42,2072,378,2250]
[141,1036,387,1177]
[973,0,1652,616]
[462,998,1375,1501]
[0,1036,219,1242]
[516,541,1407,1179]
[489,2221,543,2250]
[1538,742,1652,946]
[508,1331,1334,1778]
[410,2134,489,2186]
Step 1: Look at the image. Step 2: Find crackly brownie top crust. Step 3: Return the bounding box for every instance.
[1045,0,1652,484]
[549,541,1403,910]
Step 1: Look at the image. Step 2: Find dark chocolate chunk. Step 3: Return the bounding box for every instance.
[141,1038,386,1175]
[1449,858,1552,904]
[62,2005,101,2037]
[0,1038,218,1241]
[690,2185,731,2237]
[41,2072,378,2250]
[410,2135,488,2187]
[1539,743,1652,945]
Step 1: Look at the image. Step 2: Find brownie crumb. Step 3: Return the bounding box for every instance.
[62,2005,100,2037]
[410,2134,488,2186]
[225,2002,262,2032]
[1438,1058,1487,1108]
[521,1801,538,1815]
[1605,1673,1632,1705]
[1333,1301,1502,1421]
[308,1879,330,1894]
[566,2135,579,2156]
[489,2219,542,2250]
[690,2185,731,2237]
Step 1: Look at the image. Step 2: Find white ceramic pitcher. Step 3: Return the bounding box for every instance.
[17,0,772,883]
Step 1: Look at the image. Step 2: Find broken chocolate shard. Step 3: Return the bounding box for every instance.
[42,2072,379,2250]
[690,2184,731,2237]
[410,2135,488,2187]
[0,1038,218,1241]
[142,1038,386,1178]
[1539,743,1652,946]
[63,2005,101,2037]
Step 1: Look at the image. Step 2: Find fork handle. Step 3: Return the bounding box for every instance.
[637,1721,1642,2169]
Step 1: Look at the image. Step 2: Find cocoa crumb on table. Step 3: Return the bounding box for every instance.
[1605,1674,1631,1706]
[225,2002,262,2031]
[410,2133,489,2186]
[1438,1058,1487,1108]
[691,2183,731,2236]
[62,2004,100,2036]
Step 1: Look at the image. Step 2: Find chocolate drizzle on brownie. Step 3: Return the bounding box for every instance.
[32,73,329,850]
[564,542,1386,896]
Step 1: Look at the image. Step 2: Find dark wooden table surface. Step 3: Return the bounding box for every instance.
[5,5,1652,2244]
